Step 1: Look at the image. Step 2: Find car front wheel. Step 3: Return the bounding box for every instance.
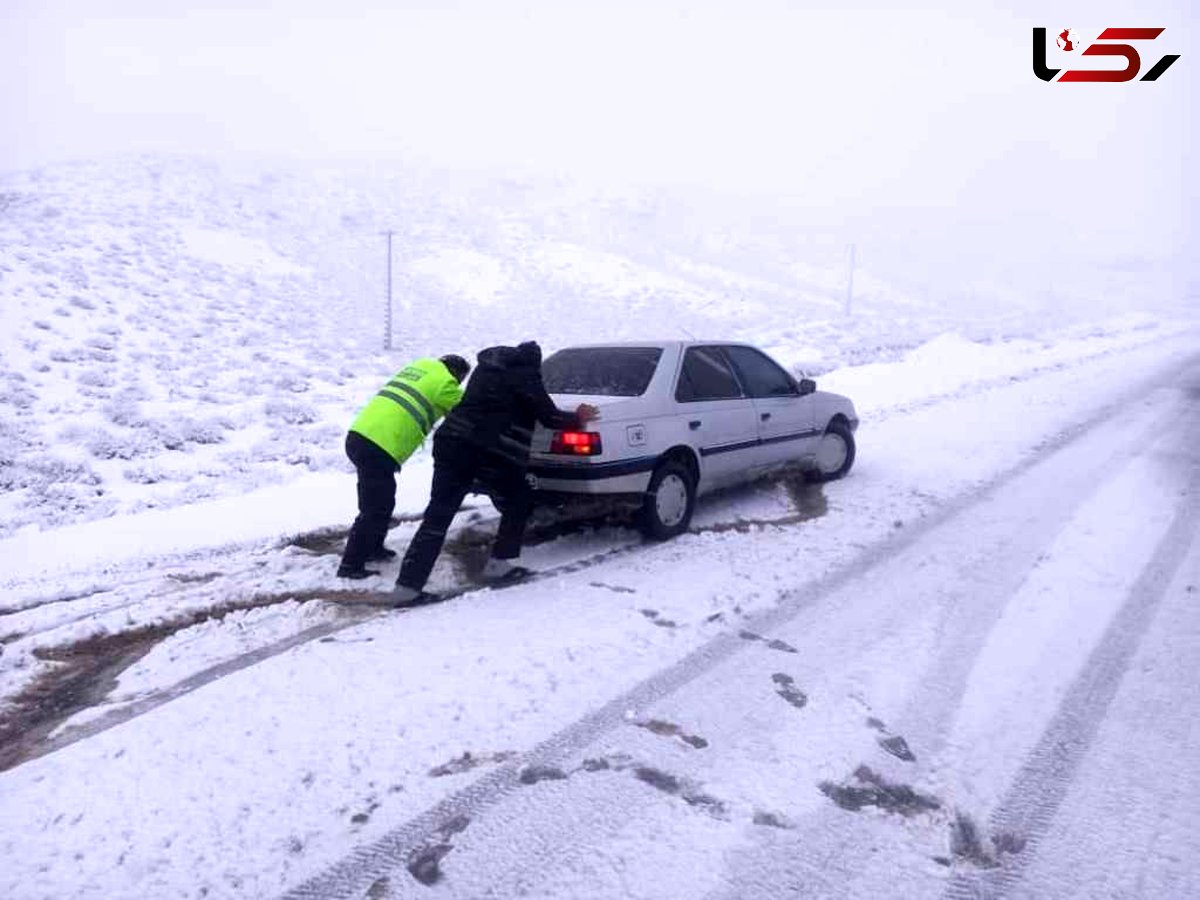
[640,459,696,540]
[808,420,856,482]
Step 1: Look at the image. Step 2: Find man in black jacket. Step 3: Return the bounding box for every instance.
[392,341,599,605]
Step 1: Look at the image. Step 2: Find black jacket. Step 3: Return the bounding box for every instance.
[434,342,582,466]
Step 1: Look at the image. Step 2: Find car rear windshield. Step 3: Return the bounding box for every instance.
[542,347,662,397]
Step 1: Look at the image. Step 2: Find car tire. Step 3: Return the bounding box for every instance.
[807,420,856,482]
[639,459,697,540]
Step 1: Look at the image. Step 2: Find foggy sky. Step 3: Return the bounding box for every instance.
[1,0,1195,266]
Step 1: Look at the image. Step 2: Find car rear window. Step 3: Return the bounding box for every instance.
[542,347,662,396]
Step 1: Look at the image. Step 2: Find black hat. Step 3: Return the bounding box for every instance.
[440,354,471,382]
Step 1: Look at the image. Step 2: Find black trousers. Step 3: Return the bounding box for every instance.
[397,438,534,591]
[340,431,400,570]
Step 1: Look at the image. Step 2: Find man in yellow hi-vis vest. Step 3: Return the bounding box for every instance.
[338,354,471,579]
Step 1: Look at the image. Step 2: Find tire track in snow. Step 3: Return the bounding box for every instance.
[943,448,1200,898]
[8,508,813,769]
[279,352,1200,900]
[2,542,643,769]
[0,570,232,643]
[0,511,445,613]
[1,502,594,647]
[681,374,1200,900]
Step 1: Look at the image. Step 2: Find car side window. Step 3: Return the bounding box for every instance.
[722,346,798,398]
[675,346,743,402]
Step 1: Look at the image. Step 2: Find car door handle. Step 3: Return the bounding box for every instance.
[760,412,771,421]
[689,420,701,430]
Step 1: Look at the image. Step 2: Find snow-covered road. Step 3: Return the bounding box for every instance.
[281,347,1200,900]
[1,328,1197,899]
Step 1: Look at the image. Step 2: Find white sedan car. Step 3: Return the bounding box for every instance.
[527,341,858,539]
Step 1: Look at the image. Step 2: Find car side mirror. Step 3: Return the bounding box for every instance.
[798,378,816,396]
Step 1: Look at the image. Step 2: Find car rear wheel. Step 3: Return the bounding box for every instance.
[640,459,696,540]
[808,420,856,482]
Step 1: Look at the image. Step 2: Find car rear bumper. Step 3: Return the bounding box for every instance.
[527,454,657,495]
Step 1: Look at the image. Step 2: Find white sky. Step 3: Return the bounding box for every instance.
[1,0,1195,259]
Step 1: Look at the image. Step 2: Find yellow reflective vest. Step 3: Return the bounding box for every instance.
[350,358,464,463]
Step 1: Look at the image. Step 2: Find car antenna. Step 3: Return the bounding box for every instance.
[679,324,696,340]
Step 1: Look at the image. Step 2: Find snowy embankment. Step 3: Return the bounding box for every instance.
[0,320,1196,900]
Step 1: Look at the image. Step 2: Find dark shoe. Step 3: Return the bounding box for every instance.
[491,565,533,585]
[392,584,442,607]
[366,547,397,561]
[481,558,532,582]
[337,565,381,580]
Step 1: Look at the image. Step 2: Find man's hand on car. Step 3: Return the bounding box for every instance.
[575,403,600,425]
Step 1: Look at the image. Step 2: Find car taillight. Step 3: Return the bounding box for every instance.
[550,431,603,456]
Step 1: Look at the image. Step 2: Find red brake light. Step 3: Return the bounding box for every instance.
[550,431,603,456]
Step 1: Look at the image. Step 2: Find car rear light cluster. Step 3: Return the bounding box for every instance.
[549,431,603,456]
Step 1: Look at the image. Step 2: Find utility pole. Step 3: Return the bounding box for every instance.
[844,243,856,316]
[383,230,393,350]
